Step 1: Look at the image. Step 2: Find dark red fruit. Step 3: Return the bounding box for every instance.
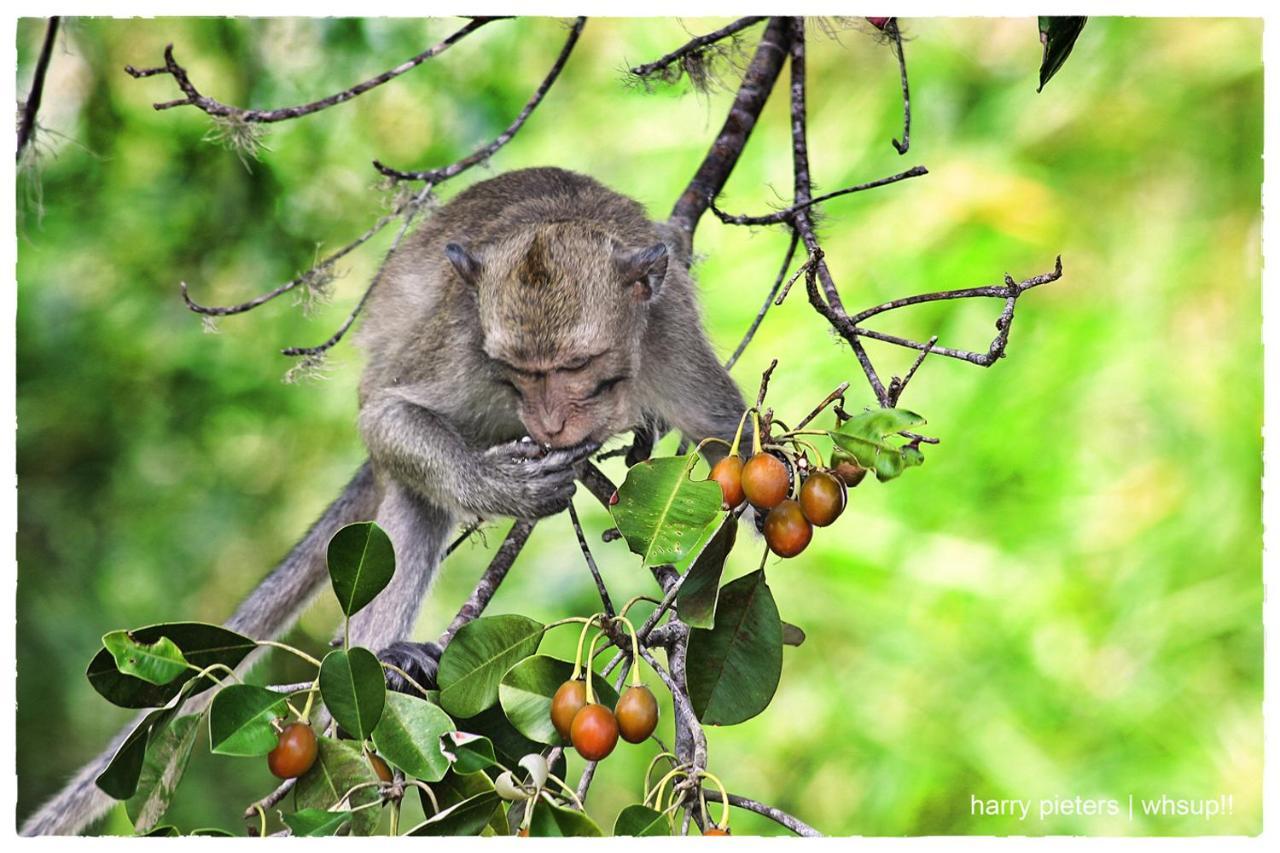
[763,499,813,558]
[550,679,587,741]
[799,471,846,527]
[614,685,659,744]
[741,452,789,510]
[570,703,619,761]
[267,722,317,779]
[829,448,867,488]
[368,752,393,783]
[704,826,731,836]
[517,827,530,837]
[710,455,746,508]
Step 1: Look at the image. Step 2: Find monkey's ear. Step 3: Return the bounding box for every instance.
[445,242,483,285]
[615,242,669,302]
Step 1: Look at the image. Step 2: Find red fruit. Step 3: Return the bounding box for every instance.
[741,452,790,510]
[799,471,846,527]
[614,685,659,744]
[368,752,393,783]
[867,17,892,30]
[517,827,530,837]
[550,679,587,741]
[267,722,317,779]
[570,703,619,761]
[710,455,746,508]
[763,499,813,558]
[704,826,731,836]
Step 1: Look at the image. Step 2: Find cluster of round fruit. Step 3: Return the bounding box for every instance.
[709,444,863,557]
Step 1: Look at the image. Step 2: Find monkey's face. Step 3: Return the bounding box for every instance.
[445,226,670,448]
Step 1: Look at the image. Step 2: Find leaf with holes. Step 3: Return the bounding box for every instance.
[437,615,544,718]
[101,631,189,686]
[439,731,498,775]
[87,622,256,709]
[319,648,386,741]
[610,455,724,567]
[685,569,782,726]
[327,521,396,617]
[830,407,927,482]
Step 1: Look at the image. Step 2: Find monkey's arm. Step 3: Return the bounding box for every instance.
[359,388,597,519]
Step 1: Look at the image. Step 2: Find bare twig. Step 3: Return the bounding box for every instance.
[668,16,791,240]
[711,165,927,226]
[243,777,296,828]
[125,18,499,123]
[436,519,536,647]
[888,20,911,154]
[794,381,850,430]
[629,16,766,81]
[887,336,936,406]
[17,16,60,162]
[374,17,586,182]
[702,790,823,837]
[567,502,614,616]
[755,358,778,409]
[725,231,798,370]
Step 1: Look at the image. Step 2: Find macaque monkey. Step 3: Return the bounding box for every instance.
[22,167,747,835]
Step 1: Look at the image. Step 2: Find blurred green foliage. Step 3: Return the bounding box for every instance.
[16,16,1261,836]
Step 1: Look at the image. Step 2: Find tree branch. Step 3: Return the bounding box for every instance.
[436,519,536,647]
[888,19,911,154]
[628,16,766,82]
[702,790,823,837]
[711,164,927,226]
[567,502,614,617]
[124,18,499,123]
[724,231,798,370]
[17,16,60,163]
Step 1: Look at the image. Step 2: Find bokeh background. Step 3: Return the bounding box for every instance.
[15,16,1262,836]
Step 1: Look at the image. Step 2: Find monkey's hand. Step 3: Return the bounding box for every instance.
[463,438,601,519]
[379,641,443,694]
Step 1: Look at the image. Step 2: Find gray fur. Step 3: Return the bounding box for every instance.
[23,167,746,835]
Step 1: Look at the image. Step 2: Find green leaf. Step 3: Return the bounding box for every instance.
[453,704,552,771]
[141,825,180,836]
[190,828,235,836]
[830,407,927,483]
[422,770,504,836]
[676,514,738,628]
[294,737,381,836]
[686,569,783,726]
[208,685,287,756]
[126,713,201,832]
[528,797,604,837]
[101,631,190,686]
[96,681,199,799]
[319,647,386,741]
[327,521,396,617]
[614,803,671,836]
[371,691,456,782]
[1038,16,1088,92]
[409,790,502,836]
[87,622,256,709]
[283,808,352,837]
[498,655,620,746]
[440,730,498,774]
[437,615,544,718]
[610,455,724,567]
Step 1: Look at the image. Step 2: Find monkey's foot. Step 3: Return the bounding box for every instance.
[378,641,443,695]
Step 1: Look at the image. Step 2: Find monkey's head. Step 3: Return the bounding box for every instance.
[445,224,669,448]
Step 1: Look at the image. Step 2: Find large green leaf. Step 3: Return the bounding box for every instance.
[294,737,381,836]
[528,797,604,837]
[437,615,544,718]
[453,704,552,771]
[685,570,783,726]
[208,685,287,756]
[421,770,505,836]
[614,803,671,836]
[370,691,456,782]
[125,713,201,832]
[96,681,199,799]
[1038,16,1088,92]
[829,407,927,482]
[283,808,352,837]
[409,790,502,836]
[319,648,386,741]
[439,731,497,774]
[87,622,256,709]
[327,521,396,617]
[101,631,189,686]
[610,455,724,567]
[676,514,738,629]
[498,655,620,746]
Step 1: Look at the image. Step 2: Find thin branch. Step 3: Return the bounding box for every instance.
[702,790,823,837]
[567,502,614,617]
[774,246,820,306]
[887,336,936,406]
[711,165,927,226]
[628,16,766,80]
[725,231,798,370]
[794,381,850,431]
[436,519,536,647]
[124,18,499,123]
[668,16,791,240]
[755,358,778,409]
[888,19,911,154]
[374,17,586,182]
[243,777,296,827]
[17,16,60,162]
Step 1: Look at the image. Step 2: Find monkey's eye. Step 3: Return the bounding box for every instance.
[589,375,628,399]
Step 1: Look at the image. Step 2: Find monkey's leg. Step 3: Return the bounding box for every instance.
[348,481,453,689]
[20,462,381,836]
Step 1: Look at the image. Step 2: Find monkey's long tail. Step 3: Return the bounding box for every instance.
[19,461,382,836]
